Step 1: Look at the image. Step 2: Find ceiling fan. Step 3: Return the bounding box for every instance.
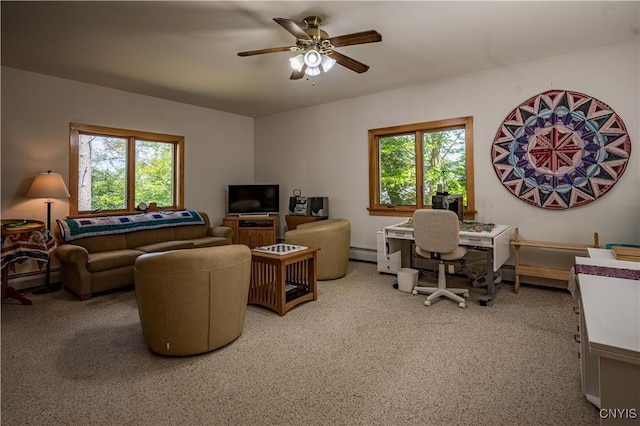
[237,16,382,80]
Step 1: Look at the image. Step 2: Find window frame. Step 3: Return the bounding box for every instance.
[69,122,185,217]
[368,116,475,218]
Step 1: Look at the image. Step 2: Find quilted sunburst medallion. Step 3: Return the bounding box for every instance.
[491,90,631,209]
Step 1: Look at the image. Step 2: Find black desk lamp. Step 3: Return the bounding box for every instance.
[26,170,70,294]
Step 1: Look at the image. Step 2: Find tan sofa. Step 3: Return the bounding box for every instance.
[134,245,251,356]
[284,218,351,280]
[53,211,232,300]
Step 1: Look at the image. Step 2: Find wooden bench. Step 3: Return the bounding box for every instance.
[511,228,599,293]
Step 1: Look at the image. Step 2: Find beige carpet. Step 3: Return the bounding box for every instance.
[1,261,598,425]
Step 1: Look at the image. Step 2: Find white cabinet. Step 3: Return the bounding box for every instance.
[576,255,640,425]
[376,231,402,274]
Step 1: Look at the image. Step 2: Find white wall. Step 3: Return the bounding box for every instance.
[1,67,255,286]
[1,67,255,226]
[2,39,638,286]
[255,40,640,262]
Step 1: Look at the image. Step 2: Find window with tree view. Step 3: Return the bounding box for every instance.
[368,117,475,217]
[69,123,184,216]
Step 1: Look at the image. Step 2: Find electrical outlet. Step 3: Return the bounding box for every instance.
[447,264,455,274]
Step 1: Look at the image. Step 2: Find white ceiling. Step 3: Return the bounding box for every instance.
[2,1,639,117]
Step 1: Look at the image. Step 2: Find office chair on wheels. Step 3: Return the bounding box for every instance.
[412,209,469,308]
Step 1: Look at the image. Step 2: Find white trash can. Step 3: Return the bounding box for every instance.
[397,268,418,293]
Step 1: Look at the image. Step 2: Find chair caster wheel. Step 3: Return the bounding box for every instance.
[424,300,431,306]
[411,290,418,296]
[459,302,466,308]
[463,292,469,298]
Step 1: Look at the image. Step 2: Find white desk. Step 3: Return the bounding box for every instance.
[576,254,640,425]
[382,221,511,306]
[587,247,617,260]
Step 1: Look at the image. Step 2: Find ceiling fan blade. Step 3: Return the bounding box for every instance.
[330,50,370,73]
[238,46,293,57]
[274,18,312,40]
[328,30,382,48]
[290,65,307,80]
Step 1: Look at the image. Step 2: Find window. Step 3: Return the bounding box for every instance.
[368,116,475,217]
[69,123,184,216]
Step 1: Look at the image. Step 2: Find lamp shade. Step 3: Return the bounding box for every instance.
[320,54,336,72]
[304,66,321,77]
[26,171,70,199]
[303,50,322,68]
[291,51,336,77]
[289,54,305,72]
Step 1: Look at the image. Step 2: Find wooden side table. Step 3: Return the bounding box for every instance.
[285,215,327,231]
[249,245,319,316]
[1,219,55,305]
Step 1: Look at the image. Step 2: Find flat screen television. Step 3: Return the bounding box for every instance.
[227,184,280,215]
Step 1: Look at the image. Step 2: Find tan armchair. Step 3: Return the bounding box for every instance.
[134,245,251,356]
[284,219,351,280]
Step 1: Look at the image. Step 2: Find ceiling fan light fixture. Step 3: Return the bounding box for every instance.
[320,54,336,72]
[238,16,382,79]
[304,66,321,77]
[289,54,305,72]
[303,50,322,68]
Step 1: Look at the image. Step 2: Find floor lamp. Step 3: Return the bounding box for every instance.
[26,170,70,294]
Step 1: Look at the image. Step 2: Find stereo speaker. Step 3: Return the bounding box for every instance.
[309,197,329,217]
[288,197,297,214]
[289,196,310,215]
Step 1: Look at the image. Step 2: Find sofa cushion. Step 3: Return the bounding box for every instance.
[87,249,145,273]
[135,241,195,253]
[173,223,209,240]
[59,233,129,254]
[188,237,230,248]
[125,227,176,249]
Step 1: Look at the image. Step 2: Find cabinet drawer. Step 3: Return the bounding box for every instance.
[377,250,401,262]
[459,235,492,248]
[386,229,414,240]
[377,260,401,274]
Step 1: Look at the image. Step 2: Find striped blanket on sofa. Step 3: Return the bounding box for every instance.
[57,210,205,242]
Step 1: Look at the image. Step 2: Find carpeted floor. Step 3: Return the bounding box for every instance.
[1,261,599,425]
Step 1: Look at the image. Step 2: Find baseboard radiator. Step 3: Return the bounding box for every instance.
[349,247,377,263]
[7,270,61,291]
[9,254,564,293]
[345,253,565,289]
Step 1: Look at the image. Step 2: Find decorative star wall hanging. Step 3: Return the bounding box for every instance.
[491,89,631,209]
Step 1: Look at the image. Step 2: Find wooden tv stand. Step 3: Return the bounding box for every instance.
[222,215,277,249]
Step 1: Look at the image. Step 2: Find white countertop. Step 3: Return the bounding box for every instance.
[385,221,510,238]
[576,255,640,364]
